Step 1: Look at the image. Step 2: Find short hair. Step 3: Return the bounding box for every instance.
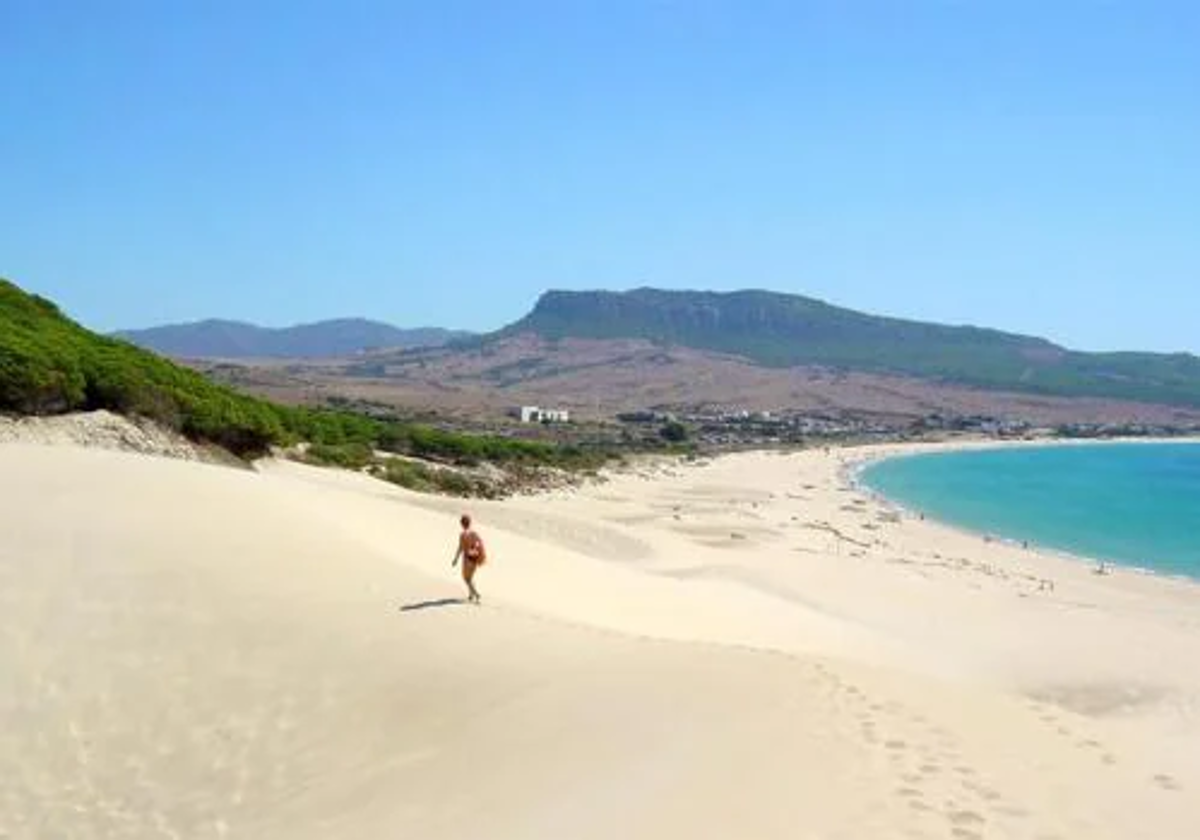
[460,513,471,528]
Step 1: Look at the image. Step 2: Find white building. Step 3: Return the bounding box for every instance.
[517,406,570,424]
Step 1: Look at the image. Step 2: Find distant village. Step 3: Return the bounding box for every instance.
[504,400,1200,448]
[611,407,1200,448]
[329,394,1199,452]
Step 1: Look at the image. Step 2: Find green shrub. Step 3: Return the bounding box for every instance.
[375,422,566,467]
[306,441,375,470]
[379,458,494,497]
[1,279,285,455]
[659,421,689,443]
[381,459,435,492]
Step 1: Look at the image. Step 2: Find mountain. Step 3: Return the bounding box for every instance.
[500,288,1200,408]
[116,318,470,359]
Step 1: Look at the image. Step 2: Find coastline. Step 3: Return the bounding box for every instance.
[503,441,1200,718]
[845,436,1200,586]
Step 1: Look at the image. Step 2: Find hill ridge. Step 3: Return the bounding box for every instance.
[498,287,1200,408]
[116,318,469,359]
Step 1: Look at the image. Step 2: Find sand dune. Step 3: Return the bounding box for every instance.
[2,441,1199,838]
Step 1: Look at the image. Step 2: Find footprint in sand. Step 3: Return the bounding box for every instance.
[996,804,1031,819]
[1154,773,1182,792]
[947,809,987,829]
[895,788,934,814]
[963,780,1002,802]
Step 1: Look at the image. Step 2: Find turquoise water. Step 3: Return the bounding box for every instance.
[860,443,1200,579]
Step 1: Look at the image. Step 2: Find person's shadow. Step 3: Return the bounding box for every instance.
[399,597,465,613]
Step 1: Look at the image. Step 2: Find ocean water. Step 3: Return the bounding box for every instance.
[860,443,1200,579]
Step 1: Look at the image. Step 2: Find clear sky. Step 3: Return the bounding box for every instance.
[2,1,1197,351]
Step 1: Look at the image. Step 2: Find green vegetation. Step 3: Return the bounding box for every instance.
[659,420,690,443]
[377,458,493,498]
[0,278,618,481]
[300,441,577,499]
[502,288,1200,408]
[2,278,286,455]
[303,441,376,470]
[296,417,612,473]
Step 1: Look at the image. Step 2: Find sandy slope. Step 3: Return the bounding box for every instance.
[0,409,208,460]
[2,442,1198,839]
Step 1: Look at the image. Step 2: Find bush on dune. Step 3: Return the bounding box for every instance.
[304,441,375,470]
[2,279,296,456]
[378,458,494,498]
[1,277,619,478]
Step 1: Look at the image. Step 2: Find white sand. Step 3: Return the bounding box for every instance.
[0,409,207,460]
[2,439,1198,839]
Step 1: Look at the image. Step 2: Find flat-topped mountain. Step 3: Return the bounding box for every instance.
[116,318,469,359]
[499,288,1200,408]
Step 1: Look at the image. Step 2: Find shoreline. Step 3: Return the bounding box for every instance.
[841,437,1200,587]
[520,440,1200,696]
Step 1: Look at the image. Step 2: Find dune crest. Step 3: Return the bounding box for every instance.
[2,442,1198,838]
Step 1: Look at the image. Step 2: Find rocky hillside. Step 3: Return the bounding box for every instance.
[499,288,1200,408]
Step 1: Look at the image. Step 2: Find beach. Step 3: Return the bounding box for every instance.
[2,435,1199,839]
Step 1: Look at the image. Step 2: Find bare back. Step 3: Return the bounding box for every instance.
[460,529,486,565]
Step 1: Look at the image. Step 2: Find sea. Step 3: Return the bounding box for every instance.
[859,442,1200,580]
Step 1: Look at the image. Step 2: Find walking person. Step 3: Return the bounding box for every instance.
[452,513,487,603]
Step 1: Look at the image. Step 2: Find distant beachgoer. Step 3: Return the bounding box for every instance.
[452,513,487,603]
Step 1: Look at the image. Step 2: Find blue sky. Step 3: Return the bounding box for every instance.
[2,2,1197,351]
